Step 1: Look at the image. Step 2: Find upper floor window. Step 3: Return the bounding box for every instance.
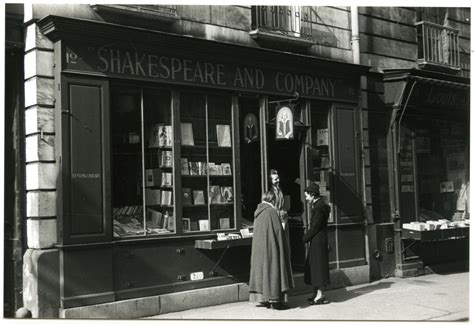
[415,9,461,71]
[250,6,314,48]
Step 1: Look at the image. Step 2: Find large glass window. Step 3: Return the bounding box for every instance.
[410,118,469,221]
[180,92,235,233]
[308,102,333,222]
[111,85,236,238]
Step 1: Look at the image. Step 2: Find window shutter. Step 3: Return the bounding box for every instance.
[333,107,363,223]
[58,76,111,244]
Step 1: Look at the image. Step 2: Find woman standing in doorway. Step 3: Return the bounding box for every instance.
[303,183,331,305]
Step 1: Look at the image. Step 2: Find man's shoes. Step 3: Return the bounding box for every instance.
[256,302,270,308]
[270,302,289,310]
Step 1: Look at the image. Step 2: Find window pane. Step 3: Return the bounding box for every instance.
[180,92,209,233]
[208,94,234,231]
[111,87,145,238]
[143,88,175,235]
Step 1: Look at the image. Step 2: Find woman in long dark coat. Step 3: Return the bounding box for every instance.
[303,183,330,305]
[249,191,294,310]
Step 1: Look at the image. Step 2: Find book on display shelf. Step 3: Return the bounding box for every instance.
[146,209,163,228]
[148,124,160,148]
[216,124,231,147]
[145,168,161,187]
[166,214,175,231]
[145,189,161,205]
[161,190,173,206]
[221,163,232,176]
[199,220,210,231]
[181,122,195,146]
[193,190,206,205]
[161,172,173,187]
[219,217,230,229]
[182,218,191,232]
[182,188,193,205]
[189,161,200,176]
[221,186,233,203]
[208,162,218,175]
[160,150,173,168]
[209,185,223,204]
[181,158,190,175]
[158,124,173,147]
[190,221,199,231]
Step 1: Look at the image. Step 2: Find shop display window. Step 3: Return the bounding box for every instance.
[111,86,176,238]
[308,102,333,222]
[111,85,236,238]
[180,92,235,232]
[405,118,469,222]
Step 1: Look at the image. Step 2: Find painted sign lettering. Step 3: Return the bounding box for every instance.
[64,43,358,101]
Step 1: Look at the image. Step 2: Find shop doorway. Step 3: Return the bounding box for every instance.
[239,97,262,223]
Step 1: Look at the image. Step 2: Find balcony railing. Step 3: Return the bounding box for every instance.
[252,6,313,40]
[416,21,460,70]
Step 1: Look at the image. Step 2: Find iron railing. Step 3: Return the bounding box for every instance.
[252,6,313,39]
[416,21,460,69]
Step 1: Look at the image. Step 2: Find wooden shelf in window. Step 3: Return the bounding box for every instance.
[182,175,208,178]
[183,204,208,208]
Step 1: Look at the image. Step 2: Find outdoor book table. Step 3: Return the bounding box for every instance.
[195,237,253,275]
[401,227,470,255]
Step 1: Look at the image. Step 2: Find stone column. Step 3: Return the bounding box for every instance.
[22,4,60,318]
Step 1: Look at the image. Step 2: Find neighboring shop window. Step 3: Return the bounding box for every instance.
[308,102,333,222]
[111,86,175,238]
[180,92,235,232]
[411,118,469,221]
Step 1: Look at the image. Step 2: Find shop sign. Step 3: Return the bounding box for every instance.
[63,42,359,102]
[410,84,469,109]
[275,106,294,140]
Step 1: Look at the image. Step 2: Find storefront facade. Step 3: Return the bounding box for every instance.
[20,10,370,317]
[383,69,470,276]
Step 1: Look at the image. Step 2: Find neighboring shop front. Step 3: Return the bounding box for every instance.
[383,69,470,276]
[32,15,369,315]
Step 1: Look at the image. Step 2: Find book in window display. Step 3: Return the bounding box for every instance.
[209,185,223,204]
[146,209,163,228]
[221,186,233,203]
[158,124,173,148]
[221,163,232,176]
[148,124,161,148]
[193,190,206,205]
[145,189,161,205]
[160,150,173,168]
[161,172,173,187]
[181,158,190,175]
[145,168,161,187]
[216,124,231,147]
[166,212,175,232]
[189,161,200,176]
[161,190,173,206]
[199,220,210,231]
[219,217,230,229]
[197,162,207,175]
[182,218,191,232]
[181,122,195,146]
[208,162,218,175]
[182,188,193,205]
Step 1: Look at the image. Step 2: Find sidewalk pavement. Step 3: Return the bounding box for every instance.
[145,271,469,321]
